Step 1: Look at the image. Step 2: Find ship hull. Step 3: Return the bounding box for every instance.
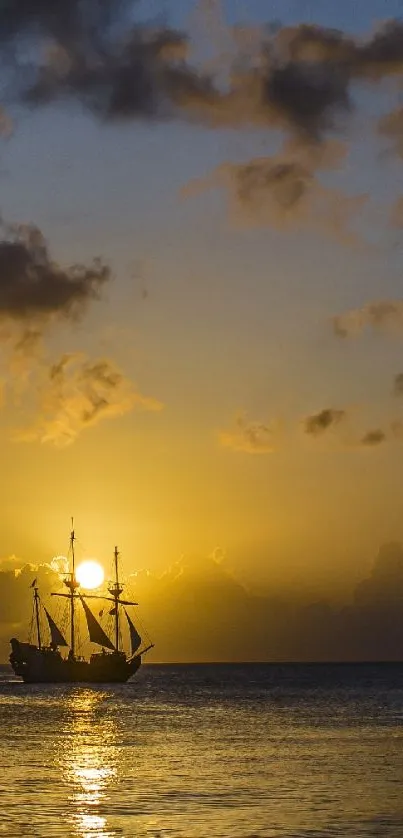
[9,638,141,684]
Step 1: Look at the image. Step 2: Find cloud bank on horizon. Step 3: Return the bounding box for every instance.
[2,540,403,663]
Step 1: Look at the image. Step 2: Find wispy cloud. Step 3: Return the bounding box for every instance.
[389,196,403,228]
[220,413,281,454]
[184,139,366,243]
[14,353,163,446]
[393,373,403,396]
[379,107,403,158]
[332,301,403,338]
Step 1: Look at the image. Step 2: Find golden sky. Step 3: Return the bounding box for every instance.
[1,0,403,620]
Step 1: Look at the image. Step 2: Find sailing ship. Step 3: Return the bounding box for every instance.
[9,523,154,683]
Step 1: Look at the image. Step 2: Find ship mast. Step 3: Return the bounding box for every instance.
[63,518,79,658]
[109,546,123,653]
[33,584,42,650]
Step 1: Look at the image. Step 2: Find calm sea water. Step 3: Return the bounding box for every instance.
[1,663,403,838]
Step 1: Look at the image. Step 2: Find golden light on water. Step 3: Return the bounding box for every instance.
[59,690,118,838]
[76,560,105,590]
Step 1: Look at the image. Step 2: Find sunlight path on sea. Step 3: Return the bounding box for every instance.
[1,664,403,837]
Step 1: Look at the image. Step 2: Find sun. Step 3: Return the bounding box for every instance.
[76,560,105,590]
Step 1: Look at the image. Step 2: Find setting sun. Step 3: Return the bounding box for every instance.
[76,560,105,590]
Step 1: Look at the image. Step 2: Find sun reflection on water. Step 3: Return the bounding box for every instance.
[56,690,118,838]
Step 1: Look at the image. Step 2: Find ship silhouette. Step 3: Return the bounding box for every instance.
[9,522,154,683]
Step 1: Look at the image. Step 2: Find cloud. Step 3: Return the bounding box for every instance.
[15,353,163,446]
[275,19,403,82]
[0,106,13,137]
[5,12,401,265]
[260,57,350,141]
[0,220,109,325]
[354,21,403,77]
[354,542,403,607]
[185,139,366,242]
[0,0,217,125]
[389,196,403,228]
[332,300,403,338]
[0,3,403,147]
[394,373,403,396]
[183,19,403,139]
[379,107,403,158]
[4,541,403,663]
[360,428,386,447]
[0,554,36,573]
[0,219,161,447]
[0,218,111,397]
[304,409,389,449]
[304,408,346,436]
[0,7,402,140]
[0,0,133,46]
[390,419,403,439]
[177,22,372,138]
[220,413,281,454]
[25,27,218,124]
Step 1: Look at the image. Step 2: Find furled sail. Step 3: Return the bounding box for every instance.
[80,596,115,651]
[124,609,142,656]
[44,607,68,647]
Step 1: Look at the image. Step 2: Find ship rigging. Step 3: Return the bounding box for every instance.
[10,522,154,683]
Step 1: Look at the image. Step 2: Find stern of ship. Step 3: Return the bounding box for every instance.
[9,638,65,683]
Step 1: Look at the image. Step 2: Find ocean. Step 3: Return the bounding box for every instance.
[1,663,403,837]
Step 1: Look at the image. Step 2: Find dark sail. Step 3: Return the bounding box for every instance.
[44,608,68,647]
[124,609,142,656]
[9,530,154,684]
[80,597,115,651]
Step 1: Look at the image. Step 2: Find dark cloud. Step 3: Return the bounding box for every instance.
[360,428,386,447]
[172,28,352,139]
[25,28,217,123]
[278,23,355,64]
[1,8,403,141]
[332,300,403,338]
[0,0,131,46]
[0,221,109,324]
[356,21,403,79]
[196,19,403,140]
[304,408,346,436]
[304,410,389,450]
[242,20,403,148]
[0,0,215,122]
[262,59,350,141]
[204,20,403,146]
[15,352,163,445]
[0,5,403,140]
[277,19,403,80]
